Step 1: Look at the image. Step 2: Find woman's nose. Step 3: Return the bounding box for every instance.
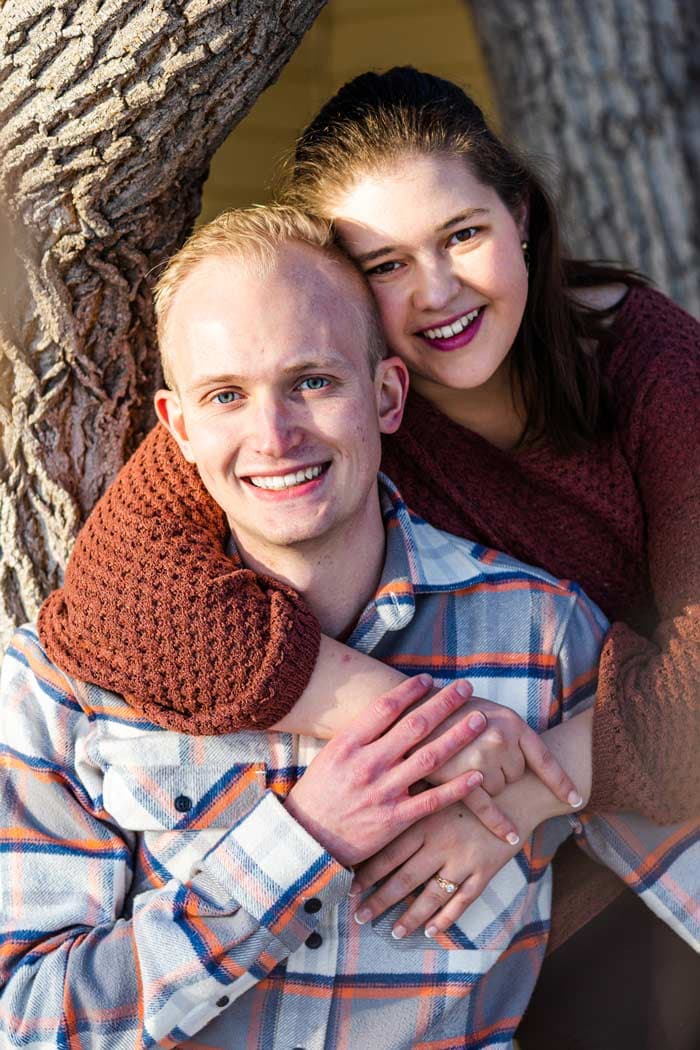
[411,257,462,313]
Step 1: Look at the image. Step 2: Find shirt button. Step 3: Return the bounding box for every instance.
[174,795,193,812]
[216,995,229,1008]
[305,931,323,949]
[304,898,322,914]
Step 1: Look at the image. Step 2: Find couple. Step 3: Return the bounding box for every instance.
[4,67,700,1047]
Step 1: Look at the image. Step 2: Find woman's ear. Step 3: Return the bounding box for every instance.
[154,389,196,463]
[375,356,410,435]
[514,194,530,241]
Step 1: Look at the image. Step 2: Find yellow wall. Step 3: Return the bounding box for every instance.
[199,0,497,223]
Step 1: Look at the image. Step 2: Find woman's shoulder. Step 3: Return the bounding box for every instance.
[597,285,700,435]
[599,284,699,387]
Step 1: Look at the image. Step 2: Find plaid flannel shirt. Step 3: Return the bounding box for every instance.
[1,478,698,1050]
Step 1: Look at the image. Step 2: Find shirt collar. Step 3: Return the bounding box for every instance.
[364,474,486,633]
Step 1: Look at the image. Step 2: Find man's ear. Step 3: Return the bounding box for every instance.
[154,389,196,463]
[375,356,409,435]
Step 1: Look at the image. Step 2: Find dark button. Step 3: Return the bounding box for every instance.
[174,795,193,812]
[303,898,322,914]
[216,995,230,1008]
[305,931,323,949]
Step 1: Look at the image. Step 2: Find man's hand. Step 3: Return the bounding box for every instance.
[284,676,486,869]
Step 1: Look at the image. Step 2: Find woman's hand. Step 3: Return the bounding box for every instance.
[350,801,523,940]
[426,697,583,826]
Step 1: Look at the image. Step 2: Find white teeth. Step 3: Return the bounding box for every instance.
[249,464,325,490]
[423,308,480,340]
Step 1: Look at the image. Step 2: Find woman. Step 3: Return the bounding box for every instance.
[39,68,700,1046]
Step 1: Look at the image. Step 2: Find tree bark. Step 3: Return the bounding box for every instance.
[471,0,699,316]
[0,0,326,646]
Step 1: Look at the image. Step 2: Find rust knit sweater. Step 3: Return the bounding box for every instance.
[39,284,700,949]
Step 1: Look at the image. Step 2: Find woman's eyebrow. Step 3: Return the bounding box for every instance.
[437,207,490,232]
[355,207,492,263]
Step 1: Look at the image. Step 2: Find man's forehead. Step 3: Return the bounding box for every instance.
[182,241,362,305]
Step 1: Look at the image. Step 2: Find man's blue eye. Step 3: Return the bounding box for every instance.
[213,391,239,404]
[299,377,330,391]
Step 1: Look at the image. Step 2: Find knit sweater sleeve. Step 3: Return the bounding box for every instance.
[588,294,700,821]
[38,424,320,735]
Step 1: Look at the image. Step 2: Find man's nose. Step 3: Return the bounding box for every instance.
[411,257,461,313]
[250,396,302,458]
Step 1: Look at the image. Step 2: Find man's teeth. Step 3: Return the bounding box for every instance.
[249,464,325,490]
[422,308,481,340]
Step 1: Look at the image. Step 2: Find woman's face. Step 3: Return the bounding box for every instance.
[329,153,529,401]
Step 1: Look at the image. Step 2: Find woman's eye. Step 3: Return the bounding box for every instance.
[298,376,330,391]
[365,259,401,277]
[448,226,480,246]
[212,390,240,404]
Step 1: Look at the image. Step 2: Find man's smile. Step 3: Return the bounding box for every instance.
[243,461,331,492]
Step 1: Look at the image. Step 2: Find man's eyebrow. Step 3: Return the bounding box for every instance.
[186,356,352,391]
[355,208,491,263]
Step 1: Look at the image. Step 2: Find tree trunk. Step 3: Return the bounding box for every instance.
[0,0,326,647]
[471,0,699,316]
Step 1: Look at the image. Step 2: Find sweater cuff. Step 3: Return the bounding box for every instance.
[588,625,653,814]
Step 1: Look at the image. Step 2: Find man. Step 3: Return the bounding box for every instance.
[1,207,697,1050]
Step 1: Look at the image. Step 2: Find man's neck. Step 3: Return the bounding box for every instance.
[230,501,387,639]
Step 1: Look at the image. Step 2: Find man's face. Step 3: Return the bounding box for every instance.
[156,243,407,556]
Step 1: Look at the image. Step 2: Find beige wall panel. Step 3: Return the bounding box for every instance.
[200,0,497,223]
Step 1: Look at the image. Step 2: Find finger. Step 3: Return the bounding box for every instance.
[423,873,486,937]
[462,786,520,845]
[501,749,527,785]
[387,699,487,790]
[351,827,423,895]
[395,771,482,828]
[376,680,476,762]
[353,855,437,927]
[344,674,434,747]
[519,728,583,808]
[389,870,468,939]
[478,767,508,796]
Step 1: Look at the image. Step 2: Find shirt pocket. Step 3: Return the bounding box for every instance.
[102,761,267,830]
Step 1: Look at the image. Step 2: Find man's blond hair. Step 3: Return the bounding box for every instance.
[154,204,386,388]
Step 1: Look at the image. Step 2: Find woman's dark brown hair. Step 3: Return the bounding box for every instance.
[280,66,648,451]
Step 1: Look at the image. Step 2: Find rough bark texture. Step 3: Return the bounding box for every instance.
[0,0,326,647]
[471,0,700,316]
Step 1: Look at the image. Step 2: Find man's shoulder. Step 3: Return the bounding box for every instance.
[3,623,150,731]
[408,511,582,599]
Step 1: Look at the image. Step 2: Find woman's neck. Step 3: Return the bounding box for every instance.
[411,364,526,451]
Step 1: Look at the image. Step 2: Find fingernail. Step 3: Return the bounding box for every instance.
[349,879,362,895]
[506,832,520,846]
[425,925,438,939]
[467,712,486,731]
[568,791,583,808]
[391,924,406,940]
[466,771,483,788]
[418,674,433,687]
[354,908,371,925]
[455,681,471,698]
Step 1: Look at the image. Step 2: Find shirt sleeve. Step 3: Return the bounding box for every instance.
[552,587,700,954]
[589,311,700,821]
[0,630,351,1048]
[37,424,321,734]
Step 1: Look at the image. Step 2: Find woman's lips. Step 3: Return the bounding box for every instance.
[417,307,485,352]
